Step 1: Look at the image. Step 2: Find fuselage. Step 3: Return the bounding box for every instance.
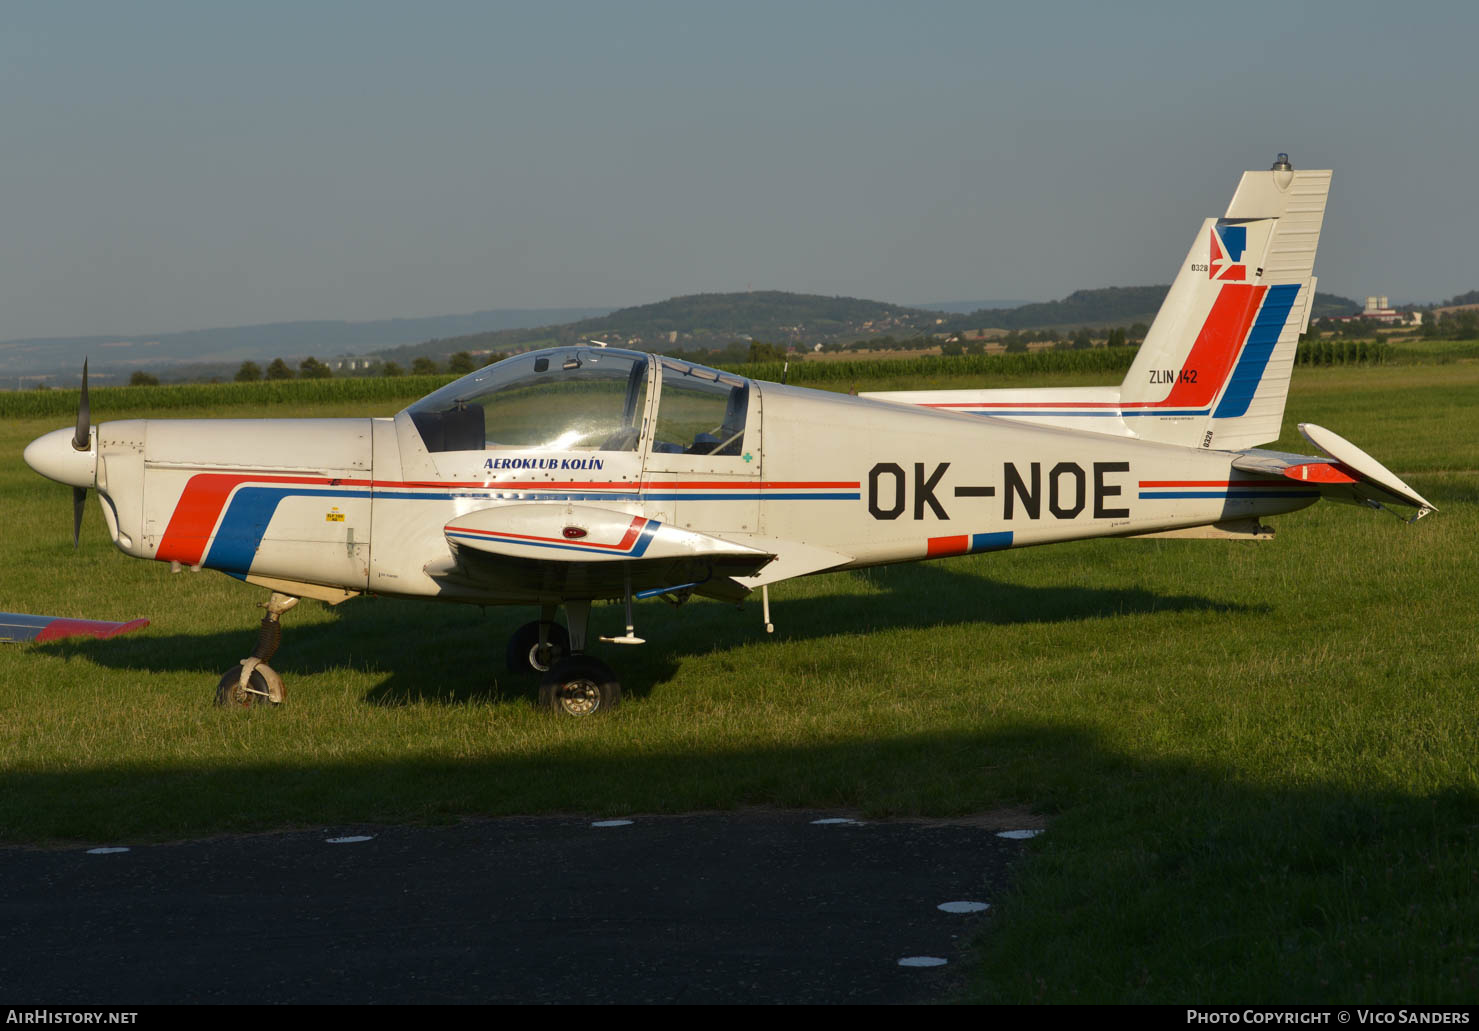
[30,348,1318,607]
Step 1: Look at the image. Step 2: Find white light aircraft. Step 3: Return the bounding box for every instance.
[24,155,1434,715]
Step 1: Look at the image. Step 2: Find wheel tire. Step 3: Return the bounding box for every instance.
[538,656,621,716]
[214,665,271,708]
[506,621,572,675]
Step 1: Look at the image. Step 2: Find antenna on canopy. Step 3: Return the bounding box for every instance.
[586,339,610,348]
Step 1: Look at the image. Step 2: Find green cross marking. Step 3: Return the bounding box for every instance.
[742,452,754,463]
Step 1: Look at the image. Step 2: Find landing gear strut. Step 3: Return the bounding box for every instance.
[505,605,571,674]
[515,599,623,716]
[214,592,298,708]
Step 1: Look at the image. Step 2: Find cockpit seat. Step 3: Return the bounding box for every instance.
[409,404,485,453]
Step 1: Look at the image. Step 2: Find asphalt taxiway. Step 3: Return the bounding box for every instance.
[0,811,1035,1004]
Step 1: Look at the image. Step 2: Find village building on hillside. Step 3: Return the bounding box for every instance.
[330,356,384,372]
[1324,295,1421,326]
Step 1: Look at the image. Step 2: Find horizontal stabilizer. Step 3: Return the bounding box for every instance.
[1231,423,1436,518]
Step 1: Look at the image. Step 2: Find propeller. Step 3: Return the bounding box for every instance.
[72,487,86,550]
[73,358,90,451]
[71,360,90,549]
[20,359,99,550]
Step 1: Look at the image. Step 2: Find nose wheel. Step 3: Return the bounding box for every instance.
[214,592,297,708]
[215,658,285,707]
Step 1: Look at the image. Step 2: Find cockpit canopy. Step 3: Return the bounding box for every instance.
[404,346,751,457]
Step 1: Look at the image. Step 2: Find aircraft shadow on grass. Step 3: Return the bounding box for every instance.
[40,561,1260,707]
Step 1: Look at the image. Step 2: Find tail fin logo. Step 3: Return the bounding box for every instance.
[1209,225,1247,281]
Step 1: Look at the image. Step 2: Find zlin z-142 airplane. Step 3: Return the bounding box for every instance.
[24,155,1434,715]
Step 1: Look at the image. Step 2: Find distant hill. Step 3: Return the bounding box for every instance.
[0,307,612,380]
[940,287,1361,332]
[377,291,950,360]
[941,287,1170,331]
[0,285,1376,385]
[397,287,1367,362]
[1309,292,1363,317]
[914,299,1034,314]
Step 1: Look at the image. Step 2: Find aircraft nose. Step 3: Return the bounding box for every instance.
[23,427,97,489]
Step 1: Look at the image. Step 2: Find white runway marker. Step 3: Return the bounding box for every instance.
[591,819,633,828]
[996,829,1042,840]
[937,901,989,913]
[810,817,860,825]
[325,835,374,844]
[898,956,948,967]
[86,847,130,855]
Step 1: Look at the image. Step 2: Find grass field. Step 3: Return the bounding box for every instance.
[1,363,1476,1003]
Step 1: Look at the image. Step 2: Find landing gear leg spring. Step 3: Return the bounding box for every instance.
[215,592,298,708]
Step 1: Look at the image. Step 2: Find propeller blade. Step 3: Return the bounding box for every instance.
[72,359,91,452]
[72,486,86,550]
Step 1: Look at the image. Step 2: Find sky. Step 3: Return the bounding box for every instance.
[3,0,1476,340]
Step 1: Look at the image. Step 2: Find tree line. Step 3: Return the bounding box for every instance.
[1418,309,1479,340]
[123,351,509,386]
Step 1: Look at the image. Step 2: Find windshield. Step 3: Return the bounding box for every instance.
[405,348,649,453]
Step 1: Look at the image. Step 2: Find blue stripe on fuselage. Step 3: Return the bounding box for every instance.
[204,487,373,574]
[199,485,843,573]
[970,531,1013,552]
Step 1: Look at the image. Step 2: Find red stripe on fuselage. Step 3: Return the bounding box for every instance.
[1138,479,1290,488]
[156,473,332,566]
[388,479,858,490]
[926,536,969,558]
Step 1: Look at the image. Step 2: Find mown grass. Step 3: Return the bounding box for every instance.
[0,362,1476,1003]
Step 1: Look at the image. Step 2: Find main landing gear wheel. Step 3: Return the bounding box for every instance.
[506,620,571,675]
[539,655,621,717]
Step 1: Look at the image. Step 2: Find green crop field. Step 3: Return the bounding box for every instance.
[1,363,1476,1003]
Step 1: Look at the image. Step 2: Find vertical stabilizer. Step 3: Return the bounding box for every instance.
[1122,157,1330,449]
